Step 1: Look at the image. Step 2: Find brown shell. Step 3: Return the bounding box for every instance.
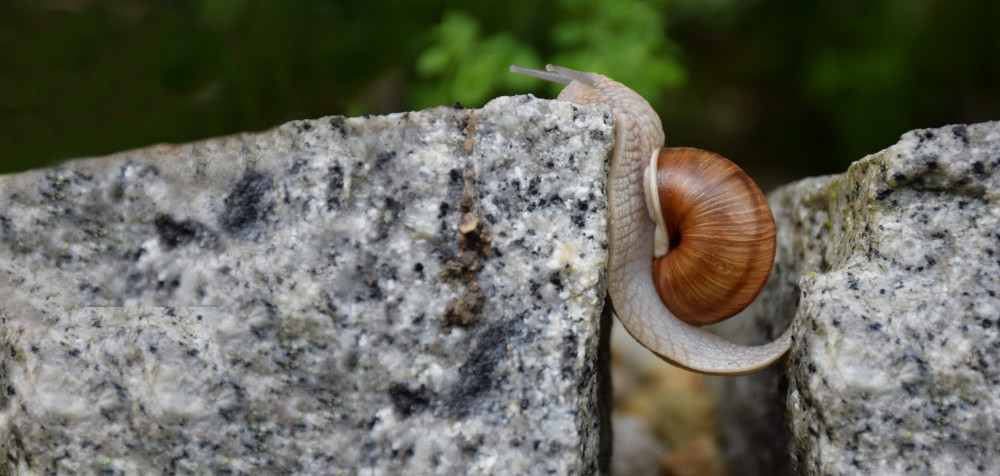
[652,147,776,326]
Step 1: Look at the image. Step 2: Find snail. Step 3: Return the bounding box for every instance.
[510,64,791,375]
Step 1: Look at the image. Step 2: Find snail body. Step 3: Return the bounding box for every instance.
[510,64,791,375]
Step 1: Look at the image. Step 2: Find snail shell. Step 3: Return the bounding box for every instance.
[646,147,776,326]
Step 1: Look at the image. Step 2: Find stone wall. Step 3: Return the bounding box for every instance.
[4,88,997,475]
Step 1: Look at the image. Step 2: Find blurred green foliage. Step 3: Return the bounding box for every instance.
[1,0,998,188]
[414,0,685,108]
[414,10,544,108]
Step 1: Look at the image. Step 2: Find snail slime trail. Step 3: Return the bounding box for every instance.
[510,64,791,376]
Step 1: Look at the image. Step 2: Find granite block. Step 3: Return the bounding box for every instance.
[0,95,615,474]
[709,121,1000,475]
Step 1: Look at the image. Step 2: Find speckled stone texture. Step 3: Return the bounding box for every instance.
[710,121,1000,475]
[0,95,615,474]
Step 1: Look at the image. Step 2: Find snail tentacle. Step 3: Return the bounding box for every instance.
[508,65,572,85]
[511,64,792,375]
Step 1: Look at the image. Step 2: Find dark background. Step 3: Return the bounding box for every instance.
[2,0,998,190]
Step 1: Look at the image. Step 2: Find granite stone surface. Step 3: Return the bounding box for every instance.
[0,95,615,474]
[709,121,1000,475]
